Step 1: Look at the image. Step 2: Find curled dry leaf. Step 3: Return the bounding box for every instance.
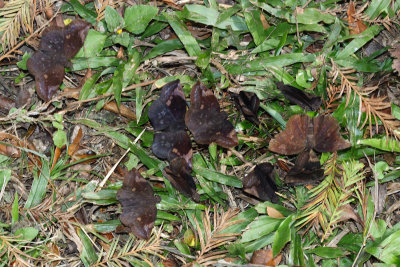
[27,19,90,101]
[186,82,238,148]
[233,91,260,125]
[116,169,161,240]
[250,249,282,266]
[269,114,351,155]
[243,163,278,203]
[163,157,200,202]
[347,2,367,35]
[276,82,321,112]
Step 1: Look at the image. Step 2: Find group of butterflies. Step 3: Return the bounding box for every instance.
[116,79,352,239]
[28,19,352,240]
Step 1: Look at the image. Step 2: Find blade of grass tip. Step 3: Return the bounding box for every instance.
[97,128,146,190]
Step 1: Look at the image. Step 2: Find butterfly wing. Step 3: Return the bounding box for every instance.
[152,130,192,163]
[27,19,90,101]
[27,53,65,101]
[269,114,309,155]
[311,115,351,153]
[148,80,186,131]
[186,82,238,148]
[276,82,321,112]
[243,163,278,203]
[162,157,199,202]
[62,19,91,59]
[116,169,160,240]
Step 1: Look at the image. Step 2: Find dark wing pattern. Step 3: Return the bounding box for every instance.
[269,114,310,155]
[27,19,90,101]
[116,169,161,240]
[148,80,187,131]
[311,115,351,153]
[276,82,321,112]
[163,157,200,202]
[243,163,278,203]
[185,82,238,148]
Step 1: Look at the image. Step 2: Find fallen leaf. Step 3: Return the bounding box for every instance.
[337,204,363,226]
[185,82,238,148]
[267,207,284,218]
[116,169,161,240]
[390,44,400,74]
[250,249,282,266]
[27,19,91,101]
[347,2,367,35]
[68,126,83,157]
[0,95,15,113]
[103,101,137,121]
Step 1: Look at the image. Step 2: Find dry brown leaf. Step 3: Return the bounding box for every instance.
[347,2,367,35]
[267,206,284,218]
[50,146,63,171]
[103,101,136,120]
[336,204,363,226]
[0,142,20,158]
[0,95,15,113]
[260,12,270,29]
[68,126,83,157]
[371,184,387,215]
[250,249,282,266]
[162,258,179,267]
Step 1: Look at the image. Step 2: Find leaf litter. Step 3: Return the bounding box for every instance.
[0,0,400,266]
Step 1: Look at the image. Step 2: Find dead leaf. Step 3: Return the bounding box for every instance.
[347,2,367,35]
[337,204,363,226]
[267,206,284,218]
[250,249,282,266]
[68,126,83,157]
[0,95,15,113]
[104,101,137,121]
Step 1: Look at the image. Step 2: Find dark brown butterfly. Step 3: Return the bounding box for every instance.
[149,80,192,163]
[276,82,321,112]
[269,114,351,155]
[233,91,260,125]
[243,163,278,203]
[148,80,198,201]
[185,82,238,148]
[284,149,325,184]
[116,169,161,240]
[152,130,192,164]
[162,157,200,202]
[148,80,187,131]
[27,19,90,101]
